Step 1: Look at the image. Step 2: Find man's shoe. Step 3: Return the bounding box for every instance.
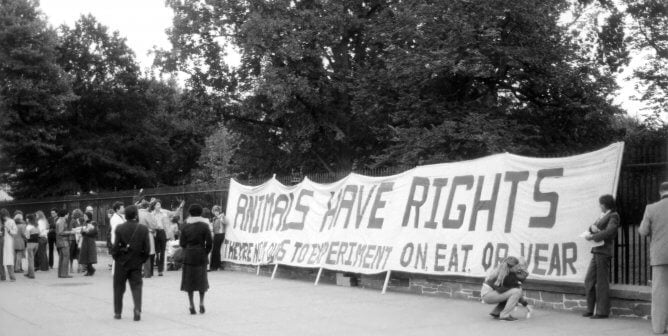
[158,272,163,276]
[582,312,594,317]
[133,309,141,321]
[489,313,500,319]
[591,315,609,319]
[114,314,121,320]
[499,316,518,321]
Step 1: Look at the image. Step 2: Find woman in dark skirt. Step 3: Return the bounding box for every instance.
[78,212,98,276]
[180,204,213,314]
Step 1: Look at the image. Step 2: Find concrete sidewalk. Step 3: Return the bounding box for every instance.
[0,254,656,336]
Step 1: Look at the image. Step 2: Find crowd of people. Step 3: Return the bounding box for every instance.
[0,197,228,282]
[0,196,228,321]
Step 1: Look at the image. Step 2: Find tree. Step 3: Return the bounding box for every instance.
[1,11,215,198]
[365,0,625,165]
[164,0,626,175]
[54,15,218,193]
[625,0,668,123]
[190,124,239,183]
[0,0,75,198]
[161,0,389,175]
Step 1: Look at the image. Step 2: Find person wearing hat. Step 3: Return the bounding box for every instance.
[180,204,213,315]
[640,182,668,334]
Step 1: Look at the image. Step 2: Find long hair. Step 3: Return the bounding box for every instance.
[35,210,47,221]
[486,256,520,287]
[71,208,84,220]
[0,208,9,226]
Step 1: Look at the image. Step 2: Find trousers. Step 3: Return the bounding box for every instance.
[25,243,38,277]
[652,265,668,334]
[154,230,166,273]
[482,288,523,318]
[211,233,225,270]
[48,233,56,268]
[584,253,611,316]
[113,264,143,315]
[57,244,70,277]
[143,255,155,277]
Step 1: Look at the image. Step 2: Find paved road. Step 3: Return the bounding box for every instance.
[0,254,656,336]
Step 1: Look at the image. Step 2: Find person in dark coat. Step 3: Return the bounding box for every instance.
[583,194,620,319]
[47,209,58,269]
[180,204,213,315]
[79,212,98,276]
[111,205,150,321]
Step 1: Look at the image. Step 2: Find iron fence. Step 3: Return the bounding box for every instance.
[1,144,665,285]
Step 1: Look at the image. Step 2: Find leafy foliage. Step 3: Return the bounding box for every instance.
[163,0,626,175]
[0,5,216,198]
[625,0,668,122]
[0,0,75,197]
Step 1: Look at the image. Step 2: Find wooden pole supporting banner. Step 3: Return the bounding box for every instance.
[382,271,392,294]
[271,264,279,280]
[314,267,324,286]
[256,265,261,276]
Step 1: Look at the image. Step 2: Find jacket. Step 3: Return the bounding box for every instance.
[485,269,528,294]
[639,198,668,266]
[589,211,620,257]
[179,217,213,266]
[55,217,71,248]
[79,221,98,264]
[13,220,26,250]
[111,220,150,270]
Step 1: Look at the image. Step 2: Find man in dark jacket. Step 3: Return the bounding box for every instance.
[111,205,150,321]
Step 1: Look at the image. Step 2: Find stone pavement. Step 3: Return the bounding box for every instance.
[0,254,657,336]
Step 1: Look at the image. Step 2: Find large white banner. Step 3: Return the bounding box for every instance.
[223,142,624,283]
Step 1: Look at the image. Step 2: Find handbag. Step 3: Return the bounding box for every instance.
[173,247,184,264]
[111,224,139,258]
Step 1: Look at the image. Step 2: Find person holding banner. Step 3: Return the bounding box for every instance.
[481,256,529,321]
[180,204,212,315]
[639,182,668,334]
[582,194,619,319]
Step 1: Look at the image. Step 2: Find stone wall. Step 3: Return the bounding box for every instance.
[223,262,652,320]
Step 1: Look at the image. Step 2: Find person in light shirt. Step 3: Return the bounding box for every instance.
[138,200,158,278]
[24,213,40,279]
[210,206,227,271]
[151,199,184,276]
[35,211,50,271]
[1,208,18,281]
[110,202,125,275]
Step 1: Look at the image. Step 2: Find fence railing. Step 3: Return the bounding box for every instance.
[1,143,665,285]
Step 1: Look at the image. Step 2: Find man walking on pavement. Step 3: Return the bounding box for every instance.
[111,205,150,321]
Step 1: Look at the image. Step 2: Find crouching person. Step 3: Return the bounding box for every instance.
[481,256,530,321]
